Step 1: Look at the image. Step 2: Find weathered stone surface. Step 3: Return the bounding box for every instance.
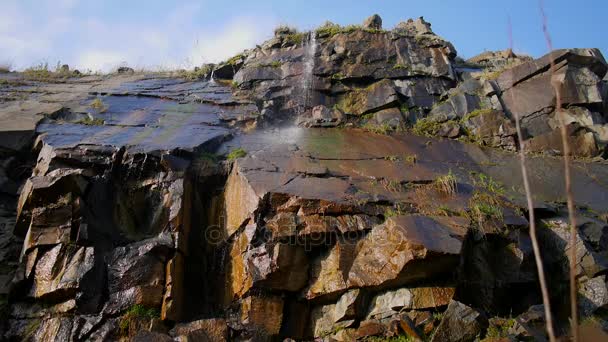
[338,79,399,116]
[366,286,455,320]
[348,216,466,288]
[431,300,482,342]
[467,49,532,71]
[579,275,608,317]
[230,295,284,336]
[305,237,357,300]
[28,244,95,300]
[524,123,599,157]
[170,318,228,342]
[104,233,173,313]
[539,216,608,279]
[297,105,343,127]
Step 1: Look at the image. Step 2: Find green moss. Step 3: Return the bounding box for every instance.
[404,154,417,164]
[284,32,306,46]
[486,318,516,339]
[315,22,386,38]
[363,122,392,135]
[119,304,160,336]
[337,90,365,115]
[231,80,239,89]
[461,108,494,123]
[384,155,399,162]
[76,117,105,126]
[331,72,345,81]
[364,335,415,342]
[472,173,505,196]
[226,53,245,66]
[23,319,42,340]
[393,63,408,70]
[412,117,442,137]
[260,61,283,68]
[227,148,247,161]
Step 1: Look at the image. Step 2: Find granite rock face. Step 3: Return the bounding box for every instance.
[1,14,608,341]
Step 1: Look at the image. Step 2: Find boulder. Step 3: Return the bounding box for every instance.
[27,244,95,301]
[366,286,455,320]
[363,14,382,30]
[539,216,608,279]
[431,300,482,342]
[339,80,399,116]
[348,216,466,288]
[297,105,343,127]
[104,233,173,314]
[374,107,404,128]
[170,318,228,342]
[229,295,284,336]
[524,123,599,157]
[579,275,608,317]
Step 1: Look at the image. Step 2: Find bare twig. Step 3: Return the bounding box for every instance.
[539,1,579,340]
[506,16,557,342]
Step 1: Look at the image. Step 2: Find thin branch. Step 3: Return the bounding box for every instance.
[507,16,557,342]
[539,1,579,340]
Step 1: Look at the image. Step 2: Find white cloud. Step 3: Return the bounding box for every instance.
[187,16,276,66]
[0,1,279,72]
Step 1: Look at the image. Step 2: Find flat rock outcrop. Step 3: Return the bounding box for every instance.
[1,13,608,342]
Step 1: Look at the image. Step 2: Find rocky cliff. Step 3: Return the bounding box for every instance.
[1,15,608,342]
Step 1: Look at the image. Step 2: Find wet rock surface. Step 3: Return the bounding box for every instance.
[1,14,608,342]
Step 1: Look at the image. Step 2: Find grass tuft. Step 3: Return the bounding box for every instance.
[89,98,108,113]
[227,148,247,161]
[119,304,160,336]
[435,170,457,196]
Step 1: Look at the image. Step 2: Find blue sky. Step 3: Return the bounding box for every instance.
[1,0,606,72]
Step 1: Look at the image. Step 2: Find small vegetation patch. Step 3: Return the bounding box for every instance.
[363,122,393,135]
[23,62,82,81]
[226,53,245,66]
[485,317,516,339]
[227,148,247,161]
[435,170,457,196]
[119,304,160,336]
[364,335,416,342]
[284,32,306,46]
[315,21,387,38]
[76,117,105,126]
[412,117,443,137]
[403,154,417,164]
[260,61,283,68]
[384,155,399,162]
[89,98,108,113]
[381,178,405,193]
[179,64,213,80]
[461,108,494,123]
[468,173,508,231]
[393,63,408,70]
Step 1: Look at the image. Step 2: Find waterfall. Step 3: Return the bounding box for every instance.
[209,68,216,85]
[302,31,317,111]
